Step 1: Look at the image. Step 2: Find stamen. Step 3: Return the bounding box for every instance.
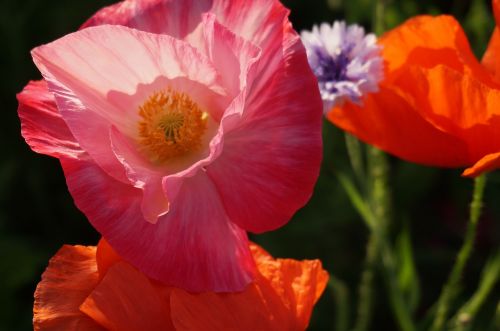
[138,88,207,163]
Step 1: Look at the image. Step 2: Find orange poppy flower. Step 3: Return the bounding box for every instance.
[33,240,328,331]
[328,0,500,177]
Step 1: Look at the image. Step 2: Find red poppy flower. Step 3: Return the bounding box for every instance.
[33,240,328,331]
[328,0,500,177]
[17,0,322,291]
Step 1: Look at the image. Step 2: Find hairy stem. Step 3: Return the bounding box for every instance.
[352,234,378,331]
[430,174,487,331]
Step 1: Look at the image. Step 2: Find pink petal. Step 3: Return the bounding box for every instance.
[200,13,261,98]
[61,158,255,292]
[108,76,230,225]
[207,26,323,233]
[83,0,292,99]
[155,13,263,205]
[82,0,290,63]
[17,80,85,159]
[31,25,222,184]
[82,0,212,39]
[212,0,292,96]
[109,126,169,224]
[212,0,289,51]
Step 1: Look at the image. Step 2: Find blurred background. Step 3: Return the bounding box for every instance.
[1,0,499,329]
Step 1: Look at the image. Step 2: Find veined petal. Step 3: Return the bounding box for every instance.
[212,0,289,45]
[170,243,328,331]
[392,65,500,163]
[95,239,123,279]
[329,86,470,167]
[17,80,85,160]
[152,14,263,206]
[381,15,471,72]
[207,31,323,233]
[393,65,500,128]
[83,0,290,67]
[33,245,104,331]
[170,288,288,331]
[482,28,500,83]
[253,245,329,330]
[381,15,494,86]
[84,0,292,99]
[31,25,222,184]
[35,241,327,331]
[109,126,169,223]
[200,13,261,100]
[82,0,212,39]
[80,262,174,331]
[220,0,293,101]
[61,158,255,291]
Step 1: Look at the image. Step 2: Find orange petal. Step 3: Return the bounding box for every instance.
[328,86,469,167]
[33,245,104,331]
[493,0,500,25]
[170,243,328,331]
[170,285,289,331]
[95,238,123,279]
[395,65,500,161]
[462,152,500,177]
[334,13,500,170]
[398,64,500,125]
[253,245,329,330]
[381,15,493,85]
[381,16,474,72]
[482,28,500,83]
[80,262,175,331]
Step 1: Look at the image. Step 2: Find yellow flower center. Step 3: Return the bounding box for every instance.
[138,88,208,163]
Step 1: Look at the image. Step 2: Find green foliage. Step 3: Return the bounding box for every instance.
[396,222,421,314]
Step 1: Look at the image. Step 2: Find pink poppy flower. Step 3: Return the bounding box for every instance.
[17,0,323,292]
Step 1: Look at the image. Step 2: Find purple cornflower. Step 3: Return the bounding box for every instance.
[301,21,383,113]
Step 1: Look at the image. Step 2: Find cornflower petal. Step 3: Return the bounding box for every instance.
[301,21,384,113]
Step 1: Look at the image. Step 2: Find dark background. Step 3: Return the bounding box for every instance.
[1,0,499,330]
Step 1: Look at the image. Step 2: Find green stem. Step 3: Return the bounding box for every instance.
[369,147,415,331]
[352,234,378,331]
[354,3,389,327]
[374,0,386,35]
[367,147,391,230]
[380,242,416,331]
[352,146,392,331]
[349,2,415,330]
[342,147,415,331]
[452,248,500,331]
[345,133,366,189]
[329,276,351,331]
[430,174,487,331]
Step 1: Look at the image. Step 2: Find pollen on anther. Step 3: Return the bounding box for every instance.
[138,88,207,163]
